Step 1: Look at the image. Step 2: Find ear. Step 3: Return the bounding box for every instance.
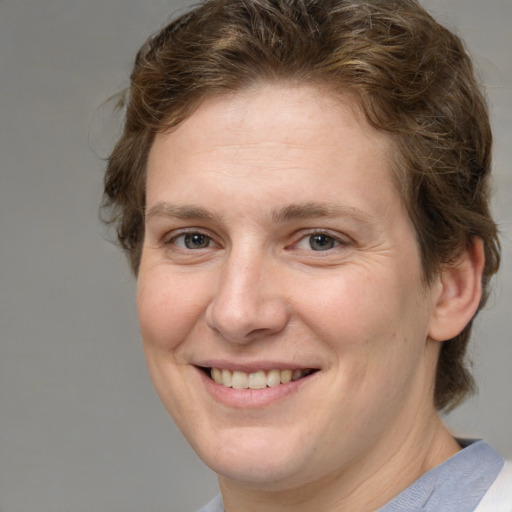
[428,238,485,342]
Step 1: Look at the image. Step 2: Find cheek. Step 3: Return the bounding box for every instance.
[296,266,428,379]
[136,270,209,353]
[296,269,404,341]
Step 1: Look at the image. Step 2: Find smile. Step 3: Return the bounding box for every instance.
[208,367,316,389]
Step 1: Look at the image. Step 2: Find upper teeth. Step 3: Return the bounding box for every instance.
[210,368,311,389]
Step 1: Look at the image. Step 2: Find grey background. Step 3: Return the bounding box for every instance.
[0,0,510,511]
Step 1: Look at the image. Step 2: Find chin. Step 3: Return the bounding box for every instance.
[192,425,316,490]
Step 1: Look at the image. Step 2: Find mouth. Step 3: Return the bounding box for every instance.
[201,367,318,390]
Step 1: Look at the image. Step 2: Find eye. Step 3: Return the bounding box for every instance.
[172,232,213,250]
[295,233,341,251]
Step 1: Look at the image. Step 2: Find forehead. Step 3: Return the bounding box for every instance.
[144,84,417,261]
[147,83,393,184]
[146,83,402,225]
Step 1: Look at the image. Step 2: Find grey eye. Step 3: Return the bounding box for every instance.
[308,234,337,251]
[180,233,211,249]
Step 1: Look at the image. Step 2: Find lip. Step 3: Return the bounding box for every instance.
[196,359,317,373]
[195,365,319,408]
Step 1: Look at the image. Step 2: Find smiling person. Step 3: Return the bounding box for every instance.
[102,0,511,510]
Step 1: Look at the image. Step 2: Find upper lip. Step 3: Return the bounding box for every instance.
[194,360,320,373]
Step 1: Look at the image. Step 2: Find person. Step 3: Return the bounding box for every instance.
[102,0,511,510]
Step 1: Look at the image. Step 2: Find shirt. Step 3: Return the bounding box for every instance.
[196,440,508,512]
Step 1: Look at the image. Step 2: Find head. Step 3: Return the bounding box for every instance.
[103,0,499,410]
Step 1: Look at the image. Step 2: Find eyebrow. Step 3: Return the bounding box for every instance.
[146,200,372,225]
[271,202,372,224]
[145,202,219,222]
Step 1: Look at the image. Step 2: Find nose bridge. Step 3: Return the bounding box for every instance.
[205,244,287,343]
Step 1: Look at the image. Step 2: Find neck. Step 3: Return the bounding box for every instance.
[218,413,460,512]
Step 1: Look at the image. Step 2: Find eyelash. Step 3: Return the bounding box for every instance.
[163,228,349,254]
[289,230,350,253]
[165,229,217,250]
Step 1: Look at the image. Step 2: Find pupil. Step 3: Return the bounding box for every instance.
[310,234,334,251]
[185,233,209,249]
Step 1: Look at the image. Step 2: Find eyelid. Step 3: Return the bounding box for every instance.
[164,227,220,248]
[157,226,351,252]
[288,229,352,251]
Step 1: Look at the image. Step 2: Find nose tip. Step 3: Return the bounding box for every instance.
[206,298,288,344]
[205,262,289,344]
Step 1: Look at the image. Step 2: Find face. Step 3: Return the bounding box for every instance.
[138,84,442,492]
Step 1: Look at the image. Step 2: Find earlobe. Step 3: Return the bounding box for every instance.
[428,238,485,342]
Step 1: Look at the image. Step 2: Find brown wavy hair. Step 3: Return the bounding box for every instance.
[102,0,500,410]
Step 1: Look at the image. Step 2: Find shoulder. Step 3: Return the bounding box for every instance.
[195,494,224,512]
[474,460,512,512]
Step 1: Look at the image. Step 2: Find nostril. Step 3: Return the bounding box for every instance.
[205,276,290,345]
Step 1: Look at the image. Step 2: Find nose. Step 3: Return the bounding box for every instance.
[205,252,289,344]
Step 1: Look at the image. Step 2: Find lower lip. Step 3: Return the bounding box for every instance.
[197,368,316,408]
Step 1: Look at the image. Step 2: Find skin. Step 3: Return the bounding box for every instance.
[137,84,483,511]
